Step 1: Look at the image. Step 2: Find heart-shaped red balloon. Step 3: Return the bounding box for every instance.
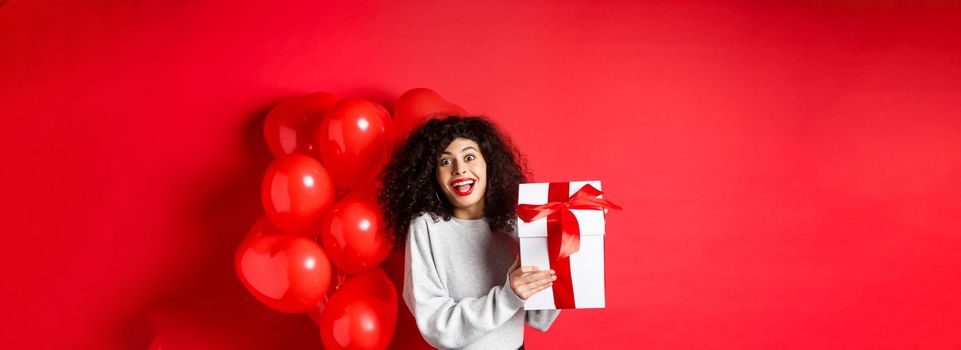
[235,235,332,313]
[319,194,393,274]
[319,268,398,350]
[314,97,395,190]
[264,92,339,157]
[393,88,467,142]
[261,154,336,235]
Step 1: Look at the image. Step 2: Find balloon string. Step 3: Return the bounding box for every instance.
[322,270,348,306]
[336,270,347,289]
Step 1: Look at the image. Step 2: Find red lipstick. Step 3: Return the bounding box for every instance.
[449,177,476,196]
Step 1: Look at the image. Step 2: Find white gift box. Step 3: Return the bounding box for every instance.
[517,180,607,310]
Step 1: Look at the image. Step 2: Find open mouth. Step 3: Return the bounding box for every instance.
[450,178,476,196]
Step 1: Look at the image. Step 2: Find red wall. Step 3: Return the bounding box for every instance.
[2,1,960,348]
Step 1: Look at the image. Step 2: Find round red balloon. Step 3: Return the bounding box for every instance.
[264,92,339,157]
[319,268,398,350]
[370,100,390,119]
[393,88,467,142]
[315,98,395,190]
[319,194,393,274]
[235,235,332,313]
[261,155,336,235]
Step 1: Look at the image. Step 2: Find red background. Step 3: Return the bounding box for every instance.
[2,0,960,348]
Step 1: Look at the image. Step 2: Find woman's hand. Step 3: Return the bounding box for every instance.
[508,256,557,301]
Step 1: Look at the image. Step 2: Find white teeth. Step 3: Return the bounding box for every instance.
[452,180,475,187]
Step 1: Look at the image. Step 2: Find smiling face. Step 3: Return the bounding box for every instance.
[436,137,488,220]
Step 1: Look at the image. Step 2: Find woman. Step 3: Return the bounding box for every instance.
[379,115,560,349]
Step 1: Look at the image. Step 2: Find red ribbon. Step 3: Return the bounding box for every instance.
[516,183,622,308]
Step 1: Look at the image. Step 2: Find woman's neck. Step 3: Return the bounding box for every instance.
[452,204,485,220]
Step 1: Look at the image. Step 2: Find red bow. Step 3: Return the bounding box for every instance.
[516,184,623,260]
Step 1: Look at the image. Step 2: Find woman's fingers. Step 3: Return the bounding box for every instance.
[516,271,556,298]
[509,266,542,282]
[527,279,553,295]
[520,270,554,285]
[509,265,558,300]
[525,272,556,289]
[519,279,553,299]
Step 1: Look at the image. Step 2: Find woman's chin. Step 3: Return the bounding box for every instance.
[451,198,480,209]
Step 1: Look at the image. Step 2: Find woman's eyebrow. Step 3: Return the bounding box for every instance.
[441,146,478,155]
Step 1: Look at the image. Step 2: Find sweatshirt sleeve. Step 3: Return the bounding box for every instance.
[402,215,526,349]
[525,309,561,332]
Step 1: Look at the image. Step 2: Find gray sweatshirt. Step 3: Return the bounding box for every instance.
[403,212,561,349]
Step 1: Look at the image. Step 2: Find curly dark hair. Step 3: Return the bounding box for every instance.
[377,115,532,248]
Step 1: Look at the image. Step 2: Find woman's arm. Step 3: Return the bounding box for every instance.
[526,309,561,332]
[402,216,526,349]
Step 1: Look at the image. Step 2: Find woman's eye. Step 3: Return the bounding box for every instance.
[466,155,475,161]
[440,159,451,166]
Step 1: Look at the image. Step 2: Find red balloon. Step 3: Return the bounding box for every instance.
[319,268,398,350]
[243,216,282,245]
[370,100,390,119]
[367,101,400,155]
[319,195,393,274]
[393,88,467,142]
[235,235,332,313]
[262,155,336,235]
[264,92,339,157]
[315,98,395,190]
